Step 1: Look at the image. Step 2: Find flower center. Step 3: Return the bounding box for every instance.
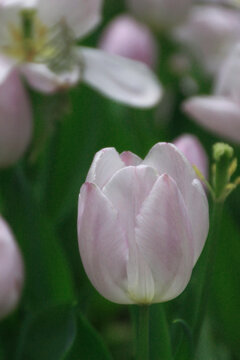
[2,10,77,73]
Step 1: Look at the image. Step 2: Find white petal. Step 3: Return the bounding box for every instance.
[0,56,15,84]
[183,96,240,143]
[78,183,130,304]
[80,47,162,108]
[143,143,209,263]
[102,165,158,242]
[21,63,80,93]
[37,0,102,38]
[135,174,194,303]
[215,44,240,102]
[120,151,142,166]
[86,148,125,189]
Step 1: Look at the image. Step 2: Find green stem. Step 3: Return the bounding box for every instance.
[136,306,150,360]
[193,201,224,352]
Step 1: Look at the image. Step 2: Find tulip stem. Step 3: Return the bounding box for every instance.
[193,201,223,352]
[136,305,150,360]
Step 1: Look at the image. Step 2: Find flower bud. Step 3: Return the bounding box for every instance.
[99,15,158,68]
[126,0,192,30]
[78,143,209,305]
[0,69,33,168]
[0,216,24,319]
[173,134,208,179]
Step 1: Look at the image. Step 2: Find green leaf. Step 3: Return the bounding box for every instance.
[211,209,240,358]
[65,310,113,360]
[17,305,76,360]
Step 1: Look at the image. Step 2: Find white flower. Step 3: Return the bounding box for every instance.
[183,44,240,142]
[0,0,162,107]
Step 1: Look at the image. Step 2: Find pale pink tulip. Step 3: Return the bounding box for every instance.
[0,0,162,108]
[174,134,208,179]
[99,15,158,68]
[0,65,32,167]
[183,44,240,142]
[0,216,24,319]
[126,0,192,30]
[78,143,209,304]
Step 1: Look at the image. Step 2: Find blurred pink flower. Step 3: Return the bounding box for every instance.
[0,216,24,319]
[0,63,32,167]
[183,45,240,142]
[174,5,240,75]
[126,0,192,30]
[78,143,209,304]
[173,134,208,179]
[99,15,158,68]
[0,0,162,107]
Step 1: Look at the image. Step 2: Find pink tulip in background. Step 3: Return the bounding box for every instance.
[78,143,209,305]
[0,216,24,319]
[0,66,32,168]
[174,134,208,179]
[99,15,158,68]
[183,44,240,142]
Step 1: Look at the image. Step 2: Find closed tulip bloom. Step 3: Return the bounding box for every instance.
[0,64,32,167]
[126,0,192,31]
[183,44,240,142]
[78,143,209,304]
[173,134,208,179]
[0,0,162,108]
[99,15,158,68]
[0,216,24,319]
[174,5,240,75]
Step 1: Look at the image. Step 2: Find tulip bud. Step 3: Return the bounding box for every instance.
[0,216,24,319]
[173,134,208,179]
[78,143,209,305]
[99,15,158,68]
[126,0,192,30]
[0,69,33,168]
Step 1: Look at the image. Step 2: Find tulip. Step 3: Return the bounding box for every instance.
[126,0,192,31]
[0,216,24,319]
[99,15,158,68]
[183,44,240,142]
[173,134,208,179]
[0,65,32,167]
[0,0,162,108]
[174,5,240,75]
[78,143,209,304]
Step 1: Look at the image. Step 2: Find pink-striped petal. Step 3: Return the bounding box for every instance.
[134,174,194,303]
[86,148,125,189]
[78,183,130,304]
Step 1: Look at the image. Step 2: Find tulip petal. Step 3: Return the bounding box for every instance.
[120,151,142,166]
[0,56,15,84]
[86,148,125,189]
[0,70,32,167]
[21,63,80,93]
[134,174,194,303]
[37,0,102,38]
[143,143,209,263]
[183,96,240,143]
[102,165,158,241]
[80,47,162,108]
[78,183,130,304]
